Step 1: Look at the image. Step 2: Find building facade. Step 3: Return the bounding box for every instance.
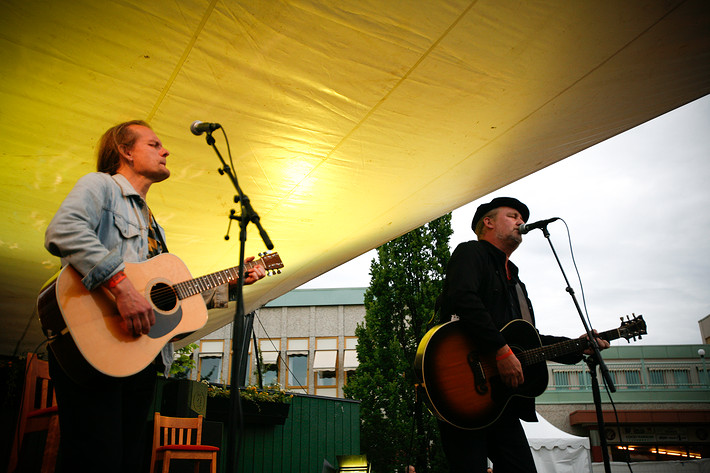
[188,288,710,464]
[189,288,366,398]
[538,343,710,462]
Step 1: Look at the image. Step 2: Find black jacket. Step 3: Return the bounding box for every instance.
[437,240,582,421]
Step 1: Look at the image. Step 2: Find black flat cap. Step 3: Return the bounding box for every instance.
[471,197,530,231]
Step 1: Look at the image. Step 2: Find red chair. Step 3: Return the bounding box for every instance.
[149,412,219,473]
[7,353,60,473]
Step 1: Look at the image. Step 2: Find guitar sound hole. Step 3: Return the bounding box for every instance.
[150,283,177,311]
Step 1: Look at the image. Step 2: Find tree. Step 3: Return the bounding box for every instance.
[170,343,198,379]
[344,214,453,473]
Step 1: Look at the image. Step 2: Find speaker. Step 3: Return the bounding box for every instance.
[161,379,208,417]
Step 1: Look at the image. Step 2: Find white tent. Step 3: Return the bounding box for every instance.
[522,413,592,473]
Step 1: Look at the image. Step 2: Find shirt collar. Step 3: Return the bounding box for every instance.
[479,239,519,279]
[111,173,142,199]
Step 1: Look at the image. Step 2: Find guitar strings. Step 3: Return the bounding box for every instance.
[473,338,589,374]
[143,260,264,306]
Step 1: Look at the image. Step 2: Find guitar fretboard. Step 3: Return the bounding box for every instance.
[172,259,264,299]
[517,327,622,367]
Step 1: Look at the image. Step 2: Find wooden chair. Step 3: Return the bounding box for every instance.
[7,353,60,473]
[149,412,219,473]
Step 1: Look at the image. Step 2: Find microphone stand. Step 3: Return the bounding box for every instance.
[200,130,273,473]
[537,223,615,473]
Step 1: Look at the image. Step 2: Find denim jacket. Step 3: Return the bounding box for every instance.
[45,172,228,373]
[45,172,162,290]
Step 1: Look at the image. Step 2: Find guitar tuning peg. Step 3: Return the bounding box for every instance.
[276,269,281,274]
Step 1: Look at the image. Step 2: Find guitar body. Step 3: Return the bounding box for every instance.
[415,319,549,430]
[415,314,646,430]
[38,253,208,380]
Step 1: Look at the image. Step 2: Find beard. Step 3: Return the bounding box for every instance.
[146,166,170,183]
[496,229,522,252]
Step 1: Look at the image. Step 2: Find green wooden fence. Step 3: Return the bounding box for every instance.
[233,394,361,473]
[156,381,361,473]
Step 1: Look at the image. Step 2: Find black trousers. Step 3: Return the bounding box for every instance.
[438,408,537,473]
[48,352,157,473]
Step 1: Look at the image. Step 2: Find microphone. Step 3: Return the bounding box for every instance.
[519,217,560,235]
[190,120,221,136]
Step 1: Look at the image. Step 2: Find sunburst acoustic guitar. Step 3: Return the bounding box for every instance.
[414,315,646,430]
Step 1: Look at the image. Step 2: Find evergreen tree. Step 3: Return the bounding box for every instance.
[344,214,453,473]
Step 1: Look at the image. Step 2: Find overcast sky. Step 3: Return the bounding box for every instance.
[300,94,710,347]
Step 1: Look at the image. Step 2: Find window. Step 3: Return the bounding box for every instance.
[623,370,642,389]
[649,368,691,388]
[257,339,280,387]
[343,337,359,385]
[262,363,279,386]
[314,338,338,396]
[578,369,591,388]
[568,370,587,390]
[288,354,308,387]
[649,369,665,385]
[672,369,690,389]
[287,338,309,390]
[199,340,224,383]
[317,370,337,386]
[553,371,570,389]
[199,356,222,382]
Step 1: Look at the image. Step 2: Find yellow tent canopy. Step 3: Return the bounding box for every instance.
[1,0,709,355]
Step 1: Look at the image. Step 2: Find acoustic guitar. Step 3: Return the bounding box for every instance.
[414,315,646,430]
[37,252,283,381]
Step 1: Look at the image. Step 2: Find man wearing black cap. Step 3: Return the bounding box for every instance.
[435,197,608,472]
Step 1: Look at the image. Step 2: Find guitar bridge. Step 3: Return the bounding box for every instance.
[467,352,488,395]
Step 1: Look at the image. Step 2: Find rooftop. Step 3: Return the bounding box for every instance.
[264,287,367,307]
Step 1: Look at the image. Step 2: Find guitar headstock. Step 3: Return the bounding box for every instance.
[259,252,284,275]
[619,314,647,342]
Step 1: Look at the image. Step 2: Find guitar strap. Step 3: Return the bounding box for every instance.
[146,208,169,256]
[113,175,169,256]
[135,202,168,257]
[515,283,534,325]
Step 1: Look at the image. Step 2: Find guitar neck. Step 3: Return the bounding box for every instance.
[517,326,622,367]
[172,259,264,300]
